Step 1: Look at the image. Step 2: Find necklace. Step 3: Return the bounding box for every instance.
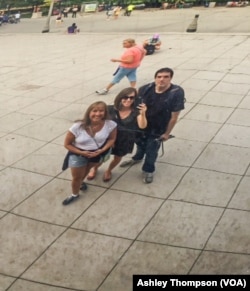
[91,124,101,129]
[89,122,104,135]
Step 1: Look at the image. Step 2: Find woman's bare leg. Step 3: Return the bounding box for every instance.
[86,162,102,179]
[103,156,122,181]
[71,166,88,194]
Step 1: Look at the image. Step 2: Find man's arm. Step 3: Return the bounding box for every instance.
[160,111,181,141]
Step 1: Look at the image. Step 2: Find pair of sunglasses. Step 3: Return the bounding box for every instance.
[122,96,135,100]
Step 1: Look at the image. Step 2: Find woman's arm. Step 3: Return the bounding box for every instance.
[64,131,89,156]
[160,111,181,141]
[137,103,147,129]
[111,55,134,64]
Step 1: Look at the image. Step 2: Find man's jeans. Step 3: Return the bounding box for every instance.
[132,136,161,173]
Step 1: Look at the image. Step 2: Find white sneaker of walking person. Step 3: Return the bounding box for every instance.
[96,88,108,95]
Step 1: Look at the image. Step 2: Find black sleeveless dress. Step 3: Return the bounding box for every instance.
[108,105,139,157]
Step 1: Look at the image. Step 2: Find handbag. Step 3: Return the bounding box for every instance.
[99,147,111,163]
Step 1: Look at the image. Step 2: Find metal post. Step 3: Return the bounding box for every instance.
[42,0,55,33]
[186,14,199,33]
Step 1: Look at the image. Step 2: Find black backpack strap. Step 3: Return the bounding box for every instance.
[138,83,155,102]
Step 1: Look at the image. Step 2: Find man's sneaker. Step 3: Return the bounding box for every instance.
[120,159,141,168]
[80,182,88,191]
[143,172,154,184]
[62,195,79,205]
[96,88,108,95]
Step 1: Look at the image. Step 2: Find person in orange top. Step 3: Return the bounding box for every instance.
[96,38,146,95]
[113,6,121,20]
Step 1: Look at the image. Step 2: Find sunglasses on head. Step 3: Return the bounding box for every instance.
[122,96,135,100]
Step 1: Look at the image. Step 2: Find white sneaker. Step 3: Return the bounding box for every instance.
[96,88,108,95]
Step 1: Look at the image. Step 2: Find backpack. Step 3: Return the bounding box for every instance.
[145,44,155,55]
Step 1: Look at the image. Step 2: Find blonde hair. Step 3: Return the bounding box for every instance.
[123,38,135,45]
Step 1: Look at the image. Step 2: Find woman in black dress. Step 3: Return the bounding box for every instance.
[87,87,147,182]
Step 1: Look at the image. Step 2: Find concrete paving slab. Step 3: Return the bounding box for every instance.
[98,242,200,291]
[205,209,250,253]
[191,252,250,274]
[228,176,250,211]
[227,108,250,126]
[184,104,234,123]
[0,275,16,291]
[138,200,224,248]
[12,143,65,176]
[159,139,207,166]
[212,124,250,147]
[200,91,244,107]
[0,112,41,132]
[21,230,131,290]
[12,179,106,226]
[8,280,67,291]
[1,6,250,291]
[170,168,241,207]
[0,214,65,277]
[113,163,188,199]
[72,189,163,239]
[173,119,222,142]
[0,167,51,210]
[239,94,250,109]
[194,143,250,175]
[0,134,46,166]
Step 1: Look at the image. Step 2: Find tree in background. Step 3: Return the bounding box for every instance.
[0,1,45,10]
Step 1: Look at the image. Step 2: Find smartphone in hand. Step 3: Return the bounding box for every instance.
[138,96,144,104]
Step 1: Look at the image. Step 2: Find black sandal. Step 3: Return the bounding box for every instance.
[80,182,88,191]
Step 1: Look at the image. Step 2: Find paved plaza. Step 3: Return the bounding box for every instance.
[0,6,250,291]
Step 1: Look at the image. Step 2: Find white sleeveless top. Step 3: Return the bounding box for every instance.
[69,120,117,150]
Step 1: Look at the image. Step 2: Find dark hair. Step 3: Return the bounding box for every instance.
[113,87,138,110]
[154,67,174,78]
[75,101,109,129]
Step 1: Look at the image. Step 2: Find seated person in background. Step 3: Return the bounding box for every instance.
[56,14,63,24]
[143,33,162,52]
[67,23,80,34]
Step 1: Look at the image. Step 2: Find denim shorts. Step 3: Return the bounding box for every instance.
[68,154,89,168]
[112,67,137,84]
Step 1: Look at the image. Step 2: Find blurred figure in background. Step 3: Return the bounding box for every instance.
[15,11,21,22]
[67,23,80,34]
[143,33,162,55]
[113,6,121,20]
[96,38,146,95]
[124,4,134,16]
[143,33,162,51]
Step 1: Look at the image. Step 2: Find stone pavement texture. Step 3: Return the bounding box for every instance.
[0,6,250,291]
